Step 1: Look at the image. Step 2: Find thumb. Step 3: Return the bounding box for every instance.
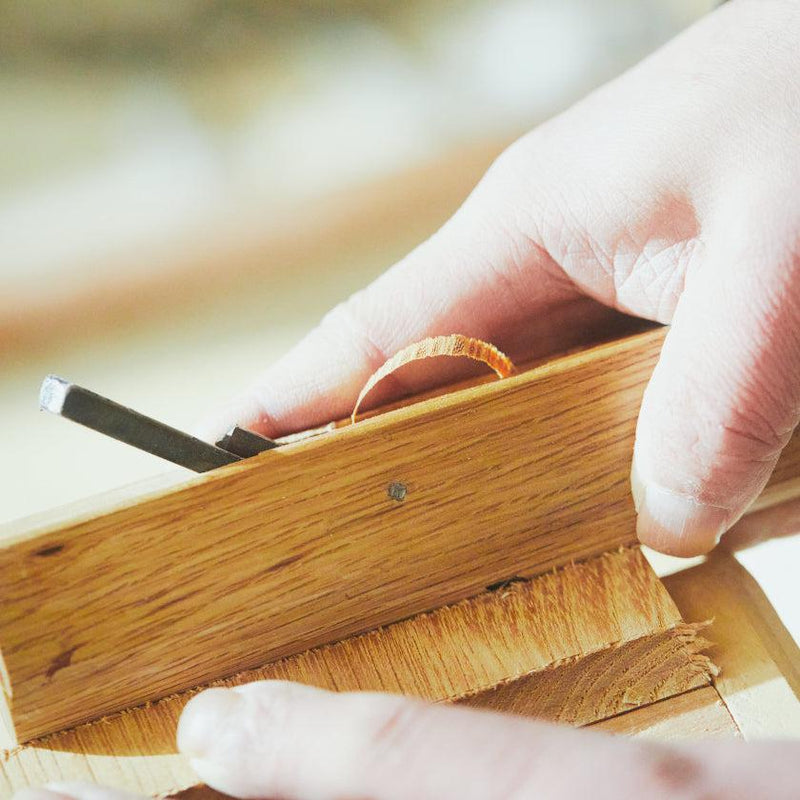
[632,210,800,556]
[195,148,606,441]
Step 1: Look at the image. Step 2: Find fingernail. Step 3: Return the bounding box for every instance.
[177,687,245,759]
[13,791,75,800]
[636,483,729,556]
[630,457,645,513]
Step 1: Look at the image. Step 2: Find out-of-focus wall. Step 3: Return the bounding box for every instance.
[1,0,717,520]
[2,0,716,340]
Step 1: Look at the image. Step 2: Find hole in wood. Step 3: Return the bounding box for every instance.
[34,544,65,557]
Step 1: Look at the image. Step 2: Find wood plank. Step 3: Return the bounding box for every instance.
[2,327,798,743]
[0,548,714,797]
[664,550,800,739]
[590,685,741,740]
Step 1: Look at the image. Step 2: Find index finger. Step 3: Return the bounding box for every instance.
[176,682,800,800]
[195,152,594,441]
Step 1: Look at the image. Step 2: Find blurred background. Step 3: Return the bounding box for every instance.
[2,0,797,639]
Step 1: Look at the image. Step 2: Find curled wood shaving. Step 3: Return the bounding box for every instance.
[351,334,515,422]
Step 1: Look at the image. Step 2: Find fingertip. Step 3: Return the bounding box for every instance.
[631,433,730,556]
[177,681,344,799]
[630,456,645,514]
[635,482,728,556]
[177,688,245,759]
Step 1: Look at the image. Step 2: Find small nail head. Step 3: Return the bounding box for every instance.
[387,482,407,502]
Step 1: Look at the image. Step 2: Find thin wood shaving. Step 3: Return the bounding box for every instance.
[351,334,515,422]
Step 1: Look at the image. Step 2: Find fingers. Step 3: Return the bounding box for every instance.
[633,198,800,555]
[722,496,800,552]
[196,148,609,440]
[175,681,800,800]
[12,683,800,800]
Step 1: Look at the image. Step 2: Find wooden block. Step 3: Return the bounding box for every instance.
[590,686,741,740]
[0,548,714,797]
[664,550,800,739]
[0,330,660,741]
[2,327,798,744]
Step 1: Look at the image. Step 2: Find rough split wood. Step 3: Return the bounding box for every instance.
[2,327,799,743]
[0,547,715,798]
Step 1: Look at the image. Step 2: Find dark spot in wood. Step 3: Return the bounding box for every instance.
[34,543,64,557]
[265,553,304,573]
[486,576,527,592]
[649,747,704,791]
[387,482,407,502]
[46,646,78,679]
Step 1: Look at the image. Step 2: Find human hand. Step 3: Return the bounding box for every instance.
[201,0,800,557]
[14,6,800,800]
[14,682,800,800]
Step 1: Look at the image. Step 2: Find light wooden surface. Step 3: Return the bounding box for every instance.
[2,327,799,743]
[588,548,800,742]
[665,550,800,739]
[0,548,711,797]
[591,686,740,740]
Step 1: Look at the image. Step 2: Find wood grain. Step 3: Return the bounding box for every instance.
[1,327,798,743]
[0,548,714,797]
[665,550,800,739]
[463,624,713,722]
[590,686,741,740]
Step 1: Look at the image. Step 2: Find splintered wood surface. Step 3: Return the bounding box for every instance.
[0,548,714,798]
[2,327,799,743]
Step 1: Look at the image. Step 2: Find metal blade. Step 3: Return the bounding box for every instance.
[216,426,277,458]
[40,375,241,473]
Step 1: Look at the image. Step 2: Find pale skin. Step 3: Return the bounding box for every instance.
[15,1,800,798]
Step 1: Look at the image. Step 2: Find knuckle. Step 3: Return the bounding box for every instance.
[484,137,534,183]
[475,132,554,217]
[322,297,393,373]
